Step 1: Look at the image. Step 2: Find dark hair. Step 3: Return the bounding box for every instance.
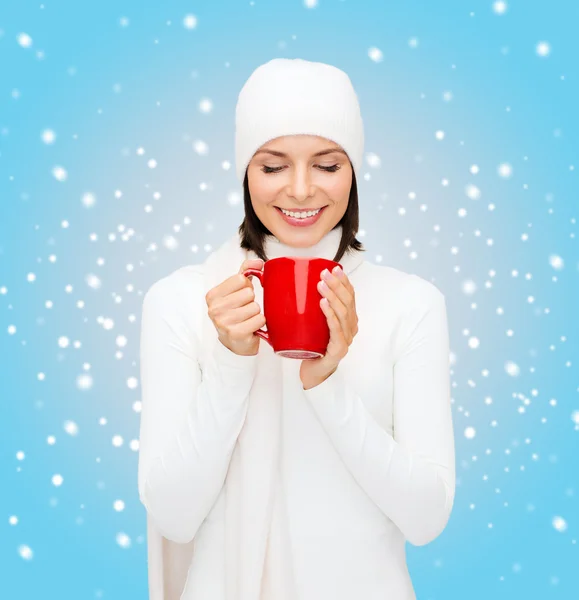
[238,166,366,263]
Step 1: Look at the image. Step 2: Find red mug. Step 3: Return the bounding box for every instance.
[243,256,343,359]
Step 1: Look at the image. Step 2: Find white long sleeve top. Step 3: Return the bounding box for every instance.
[138,227,456,600]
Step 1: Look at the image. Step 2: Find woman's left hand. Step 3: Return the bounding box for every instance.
[300,265,359,390]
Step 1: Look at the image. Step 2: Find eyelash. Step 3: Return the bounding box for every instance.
[261,164,341,174]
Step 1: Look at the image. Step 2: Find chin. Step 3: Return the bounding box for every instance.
[270,227,329,248]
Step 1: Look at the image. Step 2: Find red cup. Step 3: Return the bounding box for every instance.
[243,256,342,359]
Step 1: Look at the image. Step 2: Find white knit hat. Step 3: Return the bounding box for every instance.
[235,58,364,183]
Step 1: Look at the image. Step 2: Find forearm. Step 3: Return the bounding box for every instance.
[305,368,454,546]
[139,339,257,543]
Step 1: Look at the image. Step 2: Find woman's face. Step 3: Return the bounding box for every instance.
[246,134,352,248]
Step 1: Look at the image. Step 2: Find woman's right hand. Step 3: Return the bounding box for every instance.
[205,258,266,356]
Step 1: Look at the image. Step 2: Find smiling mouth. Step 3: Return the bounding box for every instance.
[274,206,328,213]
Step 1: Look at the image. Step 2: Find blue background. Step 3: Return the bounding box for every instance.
[1,0,578,598]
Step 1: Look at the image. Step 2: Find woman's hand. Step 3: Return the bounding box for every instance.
[206,258,266,356]
[300,265,359,390]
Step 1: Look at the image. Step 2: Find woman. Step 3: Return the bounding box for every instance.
[138,58,455,600]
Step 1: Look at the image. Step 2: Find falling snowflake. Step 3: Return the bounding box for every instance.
[536,41,551,57]
[17,33,33,48]
[52,166,68,182]
[183,14,197,29]
[368,47,383,63]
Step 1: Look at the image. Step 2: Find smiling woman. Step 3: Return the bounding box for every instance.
[138,57,455,600]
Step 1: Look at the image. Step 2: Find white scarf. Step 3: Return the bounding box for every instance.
[145,224,365,600]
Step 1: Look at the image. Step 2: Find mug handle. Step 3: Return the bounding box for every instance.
[242,268,272,346]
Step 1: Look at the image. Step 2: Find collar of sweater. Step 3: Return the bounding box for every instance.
[245,225,365,276]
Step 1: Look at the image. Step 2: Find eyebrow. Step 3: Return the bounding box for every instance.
[254,148,347,159]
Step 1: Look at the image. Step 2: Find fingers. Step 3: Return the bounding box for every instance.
[317,269,357,344]
[210,286,255,316]
[332,266,356,297]
[317,281,350,340]
[320,268,355,312]
[217,298,262,327]
[234,258,264,288]
[319,286,351,343]
[207,258,264,305]
[239,258,264,275]
[228,311,267,335]
[320,298,348,360]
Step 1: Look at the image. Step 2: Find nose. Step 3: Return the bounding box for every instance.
[286,165,315,203]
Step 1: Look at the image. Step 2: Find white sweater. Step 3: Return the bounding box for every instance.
[138,226,456,600]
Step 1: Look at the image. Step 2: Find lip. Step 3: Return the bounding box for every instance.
[275,205,328,227]
[275,206,328,213]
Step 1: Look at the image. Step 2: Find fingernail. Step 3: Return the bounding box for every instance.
[321,269,330,280]
[333,266,344,278]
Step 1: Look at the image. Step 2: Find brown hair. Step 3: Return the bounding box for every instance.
[238,166,366,263]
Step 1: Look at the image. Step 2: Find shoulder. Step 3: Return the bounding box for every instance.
[142,264,206,319]
[358,263,449,361]
[358,261,445,313]
[141,231,241,313]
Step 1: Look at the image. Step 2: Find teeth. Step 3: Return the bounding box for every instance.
[280,207,322,219]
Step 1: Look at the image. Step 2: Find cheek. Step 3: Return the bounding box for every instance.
[248,178,270,209]
[323,171,352,200]
[248,168,280,201]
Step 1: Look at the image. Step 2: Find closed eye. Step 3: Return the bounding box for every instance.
[261,164,341,174]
